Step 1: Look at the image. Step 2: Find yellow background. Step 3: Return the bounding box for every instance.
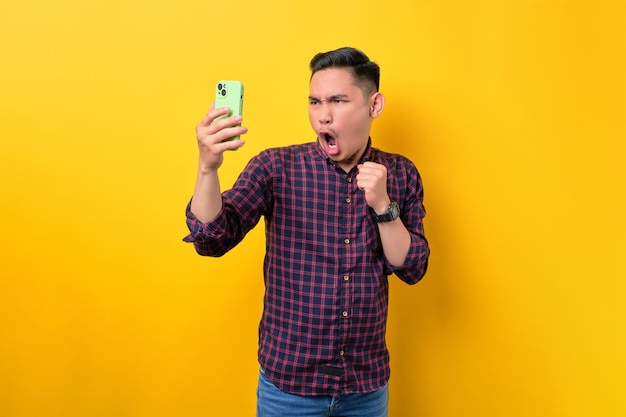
[1,0,625,416]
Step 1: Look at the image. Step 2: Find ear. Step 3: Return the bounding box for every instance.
[369,92,385,118]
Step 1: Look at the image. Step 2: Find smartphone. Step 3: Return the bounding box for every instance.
[215,80,244,140]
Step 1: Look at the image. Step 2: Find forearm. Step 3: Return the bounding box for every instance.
[189,105,248,224]
[190,165,222,224]
[377,219,411,267]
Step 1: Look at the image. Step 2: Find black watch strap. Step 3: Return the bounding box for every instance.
[373,201,400,223]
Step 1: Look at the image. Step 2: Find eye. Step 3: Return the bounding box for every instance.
[309,98,320,105]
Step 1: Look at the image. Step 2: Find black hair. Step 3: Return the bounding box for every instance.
[309,47,380,94]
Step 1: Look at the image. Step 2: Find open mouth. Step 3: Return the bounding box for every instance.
[320,130,337,150]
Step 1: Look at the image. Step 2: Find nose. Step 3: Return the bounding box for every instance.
[318,102,332,125]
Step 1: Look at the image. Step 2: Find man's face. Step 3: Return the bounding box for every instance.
[308,68,376,172]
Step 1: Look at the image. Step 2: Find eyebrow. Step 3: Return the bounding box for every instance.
[308,94,350,101]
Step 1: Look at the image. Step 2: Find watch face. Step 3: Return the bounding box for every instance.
[374,201,400,223]
[389,201,400,219]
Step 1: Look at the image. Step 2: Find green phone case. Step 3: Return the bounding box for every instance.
[215,79,243,121]
[215,80,244,141]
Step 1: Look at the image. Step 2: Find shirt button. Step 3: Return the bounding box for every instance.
[340,350,345,356]
[343,275,350,281]
[342,311,348,317]
[344,238,350,244]
[347,177,352,183]
[345,197,351,204]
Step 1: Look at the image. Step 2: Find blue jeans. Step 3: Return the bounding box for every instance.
[256,369,388,417]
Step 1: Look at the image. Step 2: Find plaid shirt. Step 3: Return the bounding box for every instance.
[184,139,429,397]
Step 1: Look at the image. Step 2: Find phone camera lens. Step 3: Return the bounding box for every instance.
[217,83,223,90]
[221,89,227,96]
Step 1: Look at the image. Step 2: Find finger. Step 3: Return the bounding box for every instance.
[198,105,230,127]
[359,161,387,172]
[198,107,214,126]
[198,114,242,142]
[356,167,377,179]
[209,115,244,137]
[215,137,246,152]
[356,176,370,190]
[216,125,248,142]
[361,161,383,169]
[357,163,377,175]
[358,167,385,184]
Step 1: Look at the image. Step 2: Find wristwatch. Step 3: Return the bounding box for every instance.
[373,201,400,223]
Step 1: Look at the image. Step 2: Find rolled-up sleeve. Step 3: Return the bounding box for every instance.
[385,162,430,284]
[183,200,237,256]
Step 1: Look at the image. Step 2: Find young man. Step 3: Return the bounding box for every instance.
[184,47,429,417]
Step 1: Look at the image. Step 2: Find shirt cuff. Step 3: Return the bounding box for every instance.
[182,199,227,243]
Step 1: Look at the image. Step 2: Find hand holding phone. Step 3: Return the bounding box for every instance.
[214,80,244,141]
